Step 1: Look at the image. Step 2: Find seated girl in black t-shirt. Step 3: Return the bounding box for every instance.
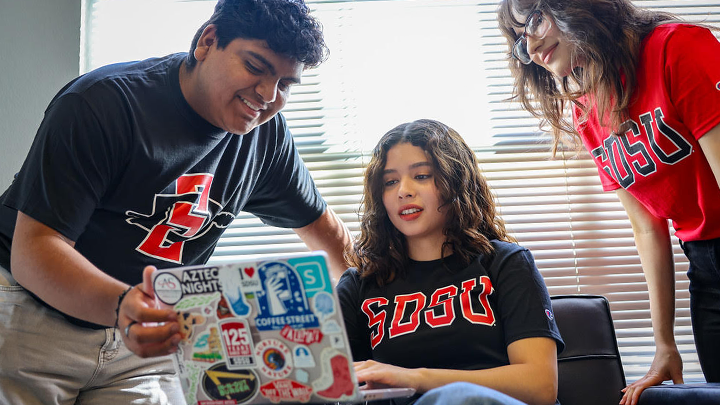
[336,119,564,405]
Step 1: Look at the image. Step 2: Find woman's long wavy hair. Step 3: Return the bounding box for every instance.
[346,119,515,286]
[497,0,678,154]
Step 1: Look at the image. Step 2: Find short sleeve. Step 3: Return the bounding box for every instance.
[336,268,373,361]
[664,26,720,139]
[3,94,130,240]
[490,246,565,353]
[243,114,326,228]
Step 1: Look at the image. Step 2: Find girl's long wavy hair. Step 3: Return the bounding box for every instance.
[497,0,678,154]
[346,119,515,286]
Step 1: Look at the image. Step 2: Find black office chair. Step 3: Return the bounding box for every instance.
[550,295,626,405]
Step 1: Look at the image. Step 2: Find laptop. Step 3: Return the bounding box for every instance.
[152,251,415,404]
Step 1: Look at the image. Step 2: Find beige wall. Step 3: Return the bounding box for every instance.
[0,0,81,191]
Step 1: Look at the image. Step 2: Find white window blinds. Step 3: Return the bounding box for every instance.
[82,0,720,384]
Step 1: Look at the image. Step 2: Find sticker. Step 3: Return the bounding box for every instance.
[154,272,183,305]
[181,360,203,405]
[280,325,323,345]
[216,296,233,320]
[253,262,319,331]
[312,349,355,401]
[201,305,215,317]
[173,347,187,377]
[219,320,256,369]
[293,345,316,368]
[154,267,223,306]
[192,327,223,363]
[311,291,336,323]
[320,320,342,335]
[201,363,259,404]
[296,369,309,384]
[239,265,263,293]
[219,267,251,317]
[178,311,206,344]
[179,267,223,294]
[289,256,333,297]
[172,347,191,400]
[330,334,345,349]
[255,339,293,379]
[259,379,313,404]
[175,292,221,311]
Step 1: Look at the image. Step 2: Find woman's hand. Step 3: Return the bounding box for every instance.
[620,345,683,405]
[354,360,422,391]
[119,266,182,358]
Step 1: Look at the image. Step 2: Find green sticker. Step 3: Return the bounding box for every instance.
[175,292,221,310]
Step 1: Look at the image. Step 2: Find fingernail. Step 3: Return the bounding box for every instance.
[170,324,179,334]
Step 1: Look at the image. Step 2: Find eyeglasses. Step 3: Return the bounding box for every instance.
[512,9,552,65]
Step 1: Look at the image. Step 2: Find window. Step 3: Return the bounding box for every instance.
[83,0,720,383]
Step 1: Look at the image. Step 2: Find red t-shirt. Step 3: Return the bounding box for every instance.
[574,24,720,241]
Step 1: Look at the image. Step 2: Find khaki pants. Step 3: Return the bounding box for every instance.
[0,264,186,405]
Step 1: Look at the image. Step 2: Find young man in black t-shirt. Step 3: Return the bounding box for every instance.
[0,1,350,403]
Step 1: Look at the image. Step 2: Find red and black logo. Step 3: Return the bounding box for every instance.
[126,174,234,263]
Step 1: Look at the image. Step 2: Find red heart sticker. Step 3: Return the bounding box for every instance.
[244,267,255,278]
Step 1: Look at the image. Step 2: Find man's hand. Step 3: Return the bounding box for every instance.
[119,266,182,358]
[620,345,684,405]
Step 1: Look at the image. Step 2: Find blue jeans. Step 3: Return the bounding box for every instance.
[681,237,720,383]
[414,382,527,405]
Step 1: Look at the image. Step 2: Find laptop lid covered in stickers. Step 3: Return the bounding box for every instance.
[151,251,414,405]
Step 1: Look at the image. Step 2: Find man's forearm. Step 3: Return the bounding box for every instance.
[11,211,128,326]
[294,208,352,282]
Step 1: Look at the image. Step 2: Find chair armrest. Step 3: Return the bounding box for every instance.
[637,383,720,405]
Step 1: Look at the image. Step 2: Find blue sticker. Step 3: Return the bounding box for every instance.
[218,268,251,317]
[288,256,333,298]
[312,291,336,323]
[254,261,319,331]
[194,332,210,349]
[293,345,316,368]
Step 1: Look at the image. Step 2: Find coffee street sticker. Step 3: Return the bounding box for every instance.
[253,262,318,331]
[201,363,259,404]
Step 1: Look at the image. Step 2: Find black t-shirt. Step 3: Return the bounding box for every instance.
[0,53,325,321]
[337,240,564,403]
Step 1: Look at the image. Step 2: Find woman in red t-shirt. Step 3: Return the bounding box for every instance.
[496,1,720,404]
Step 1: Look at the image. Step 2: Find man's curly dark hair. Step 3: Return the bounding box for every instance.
[186,0,328,70]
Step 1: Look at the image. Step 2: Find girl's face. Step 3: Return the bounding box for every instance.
[511,7,583,77]
[381,142,447,253]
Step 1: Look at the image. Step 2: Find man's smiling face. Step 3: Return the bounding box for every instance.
[184,26,303,135]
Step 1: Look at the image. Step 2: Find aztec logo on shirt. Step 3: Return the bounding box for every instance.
[589,107,692,189]
[126,173,235,264]
[361,276,495,348]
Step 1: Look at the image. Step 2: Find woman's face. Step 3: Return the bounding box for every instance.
[381,142,447,252]
[511,7,583,77]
